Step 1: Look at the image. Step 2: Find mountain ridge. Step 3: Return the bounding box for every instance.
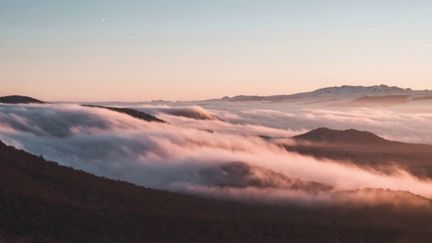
[3,85,432,104]
[218,85,432,102]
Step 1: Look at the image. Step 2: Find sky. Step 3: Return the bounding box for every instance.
[1,0,432,101]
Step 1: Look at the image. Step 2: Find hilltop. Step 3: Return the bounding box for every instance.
[0,95,45,104]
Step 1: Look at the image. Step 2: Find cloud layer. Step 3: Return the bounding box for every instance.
[1,102,432,208]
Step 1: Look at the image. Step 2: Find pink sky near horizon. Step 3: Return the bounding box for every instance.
[1,1,431,102]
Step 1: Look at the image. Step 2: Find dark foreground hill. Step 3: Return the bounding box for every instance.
[1,141,432,242]
[0,95,45,104]
[287,128,432,178]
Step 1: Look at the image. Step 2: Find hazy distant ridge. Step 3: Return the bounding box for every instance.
[220,85,432,102]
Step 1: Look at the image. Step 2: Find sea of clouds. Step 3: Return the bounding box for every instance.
[1,101,432,208]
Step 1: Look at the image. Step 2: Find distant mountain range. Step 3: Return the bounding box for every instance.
[219,85,432,103]
[3,85,432,104]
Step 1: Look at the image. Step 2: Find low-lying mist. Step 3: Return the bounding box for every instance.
[1,103,432,209]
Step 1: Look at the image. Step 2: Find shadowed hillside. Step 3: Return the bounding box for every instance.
[293,127,391,145]
[1,140,432,242]
[199,161,333,193]
[0,95,45,104]
[286,128,432,178]
[83,105,166,123]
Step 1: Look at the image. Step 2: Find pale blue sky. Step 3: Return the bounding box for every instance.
[1,0,431,101]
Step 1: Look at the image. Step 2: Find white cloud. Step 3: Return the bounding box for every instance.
[1,103,432,207]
